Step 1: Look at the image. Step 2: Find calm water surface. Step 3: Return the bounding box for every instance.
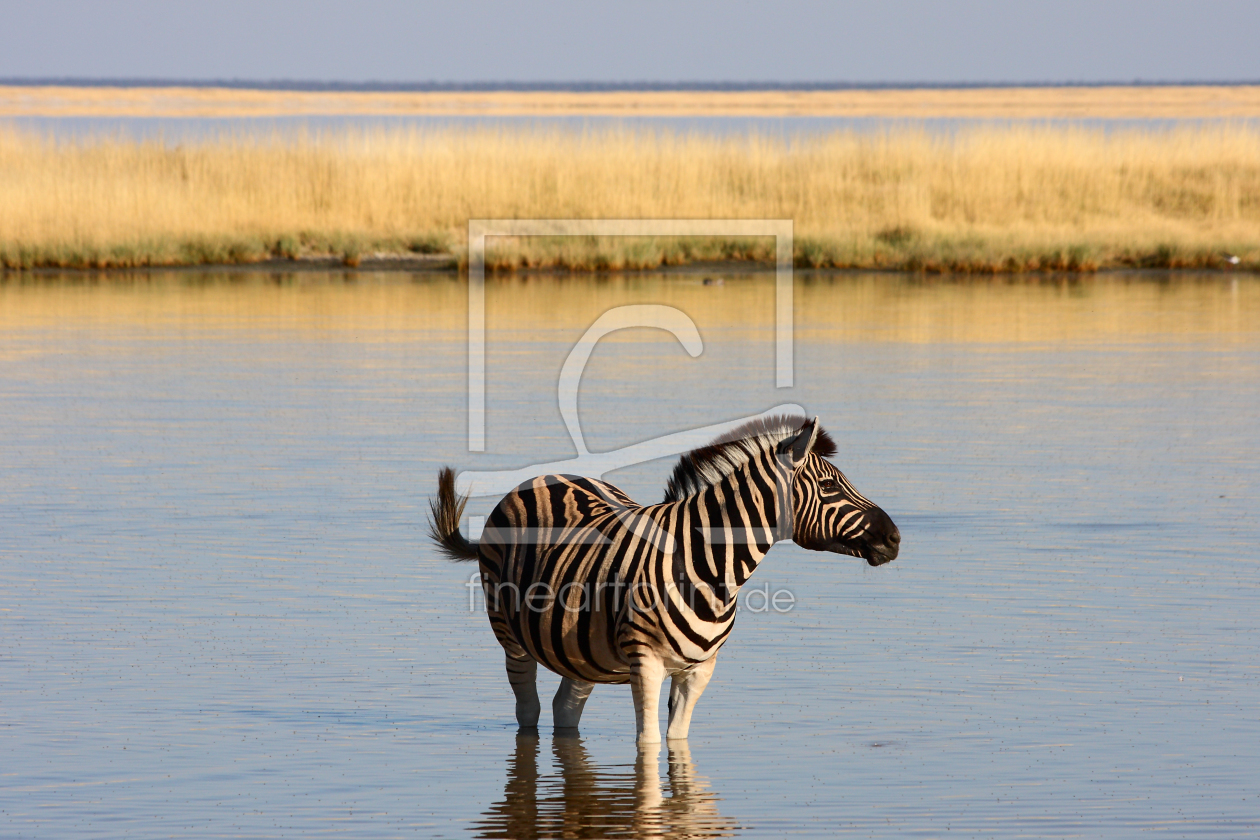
[8,114,1255,144]
[1,271,1257,837]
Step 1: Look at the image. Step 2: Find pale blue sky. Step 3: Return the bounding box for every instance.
[2,0,1258,85]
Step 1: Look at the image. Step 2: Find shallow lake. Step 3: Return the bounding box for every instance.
[2,270,1258,837]
[8,114,1253,145]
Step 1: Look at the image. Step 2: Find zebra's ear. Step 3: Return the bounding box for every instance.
[784,416,821,466]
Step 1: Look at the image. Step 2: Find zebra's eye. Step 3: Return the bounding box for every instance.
[819,478,840,493]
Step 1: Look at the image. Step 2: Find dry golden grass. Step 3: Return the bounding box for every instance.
[2,123,1259,272]
[5,84,1260,119]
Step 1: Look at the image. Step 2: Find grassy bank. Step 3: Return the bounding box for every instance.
[2,124,1258,272]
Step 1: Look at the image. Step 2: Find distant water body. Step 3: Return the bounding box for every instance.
[5,114,1258,142]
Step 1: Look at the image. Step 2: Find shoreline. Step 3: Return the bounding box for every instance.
[5,254,1256,277]
[3,241,1256,275]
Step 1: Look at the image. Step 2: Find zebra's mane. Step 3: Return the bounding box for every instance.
[662,415,836,503]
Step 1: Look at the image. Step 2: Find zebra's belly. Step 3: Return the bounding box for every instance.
[502,598,634,684]
[509,606,725,684]
[481,558,736,682]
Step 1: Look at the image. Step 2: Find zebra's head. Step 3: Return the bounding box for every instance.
[781,417,901,566]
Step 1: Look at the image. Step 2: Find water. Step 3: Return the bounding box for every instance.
[7,114,1256,144]
[1,271,1257,837]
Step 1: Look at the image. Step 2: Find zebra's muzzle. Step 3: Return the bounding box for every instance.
[865,541,899,566]
[858,510,900,566]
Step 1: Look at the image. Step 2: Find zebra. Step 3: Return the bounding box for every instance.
[429,415,900,744]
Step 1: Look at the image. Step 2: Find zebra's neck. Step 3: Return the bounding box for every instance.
[676,452,791,603]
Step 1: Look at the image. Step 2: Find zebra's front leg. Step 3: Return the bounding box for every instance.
[666,656,716,740]
[505,652,540,729]
[629,655,667,744]
[552,677,595,730]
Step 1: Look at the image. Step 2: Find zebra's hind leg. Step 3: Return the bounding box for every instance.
[629,655,668,745]
[665,656,716,740]
[552,677,595,730]
[505,652,541,729]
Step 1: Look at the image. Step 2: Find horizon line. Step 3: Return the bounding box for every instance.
[3,77,1260,93]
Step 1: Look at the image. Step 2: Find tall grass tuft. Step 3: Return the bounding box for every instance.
[1,124,1258,271]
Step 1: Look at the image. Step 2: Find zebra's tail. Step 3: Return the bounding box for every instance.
[428,467,479,562]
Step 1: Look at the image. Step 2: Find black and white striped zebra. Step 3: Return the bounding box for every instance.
[430,415,900,743]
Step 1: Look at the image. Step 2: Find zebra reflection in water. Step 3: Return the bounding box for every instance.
[471,735,737,839]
